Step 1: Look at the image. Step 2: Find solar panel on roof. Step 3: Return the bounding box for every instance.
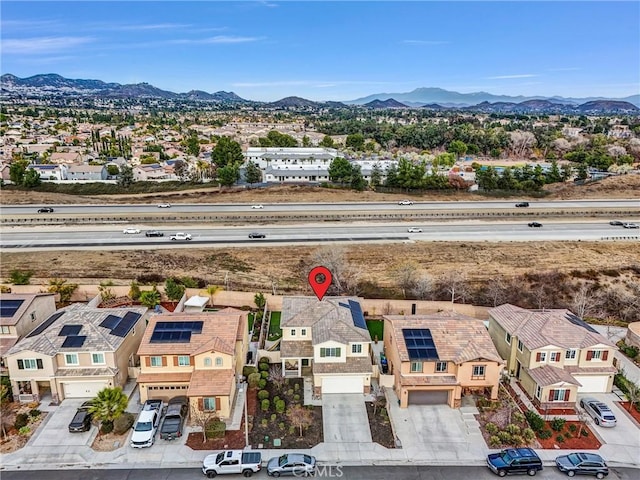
[150,330,191,343]
[110,311,141,337]
[348,300,367,330]
[59,325,82,336]
[27,311,65,337]
[402,328,439,360]
[100,314,122,330]
[564,312,599,334]
[61,335,87,348]
[0,299,25,318]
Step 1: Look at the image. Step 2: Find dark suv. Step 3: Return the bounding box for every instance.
[159,396,188,440]
[68,401,94,433]
[487,448,543,476]
[555,452,609,478]
[37,207,54,213]
[515,202,530,208]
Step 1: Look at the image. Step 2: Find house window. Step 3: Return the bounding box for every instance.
[536,385,542,399]
[535,352,547,363]
[0,326,10,334]
[517,340,524,352]
[150,356,163,367]
[178,356,190,366]
[65,353,79,366]
[565,349,577,360]
[215,357,223,366]
[472,365,486,379]
[548,388,570,402]
[435,361,447,372]
[410,362,423,373]
[203,397,216,411]
[550,352,561,362]
[91,353,105,365]
[30,312,36,321]
[586,350,608,361]
[352,344,362,354]
[320,347,341,358]
[19,358,41,370]
[204,357,212,367]
[301,329,306,336]
[291,329,296,336]
[505,332,512,345]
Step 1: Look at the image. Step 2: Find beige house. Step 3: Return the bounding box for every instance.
[384,312,503,408]
[5,304,147,403]
[488,304,617,410]
[0,293,57,373]
[136,308,248,419]
[279,297,372,395]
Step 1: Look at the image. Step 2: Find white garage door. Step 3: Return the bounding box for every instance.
[322,376,363,394]
[63,381,108,398]
[574,375,609,393]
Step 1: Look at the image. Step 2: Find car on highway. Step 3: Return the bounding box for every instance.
[68,401,94,433]
[170,232,192,241]
[528,222,543,228]
[37,207,55,213]
[267,453,316,477]
[251,204,264,209]
[145,230,164,237]
[622,222,639,229]
[407,227,423,233]
[555,452,609,478]
[515,202,530,207]
[580,398,616,427]
[159,396,188,440]
[157,203,171,208]
[486,448,543,477]
[398,200,414,205]
[123,228,141,234]
[609,220,623,226]
[249,232,266,239]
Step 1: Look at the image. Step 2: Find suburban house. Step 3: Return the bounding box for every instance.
[136,308,248,419]
[487,304,617,410]
[66,164,107,181]
[279,297,373,395]
[29,163,68,181]
[383,312,504,408]
[5,304,147,403]
[0,293,57,374]
[133,163,173,181]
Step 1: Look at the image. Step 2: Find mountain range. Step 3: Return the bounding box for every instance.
[1,73,638,113]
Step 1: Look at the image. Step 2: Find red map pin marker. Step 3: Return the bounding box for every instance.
[308,266,332,301]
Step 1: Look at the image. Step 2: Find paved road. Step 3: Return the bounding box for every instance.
[3,199,640,216]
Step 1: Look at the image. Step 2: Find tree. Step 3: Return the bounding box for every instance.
[164,278,186,302]
[9,160,28,185]
[626,382,640,413]
[310,246,361,296]
[88,387,128,430]
[439,271,469,304]
[302,135,311,147]
[370,163,382,187]
[22,169,41,188]
[117,164,134,187]
[570,283,602,318]
[350,164,366,191]
[190,405,220,443]
[106,164,120,176]
[254,292,266,310]
[345,133,365,151]
[286,404,314,437]
[576,163,589,180]
[244,161,262,186]
[205,285,223,307]
[139,287,161,309]
[47,278,78,303]
[392,262,417,299]
[448,140,468,159]
[547,160,561,184]
[319,135,335,148]
[129,281,141,301]
[7,269,33,285]
[485,277,508,307]
[371,384,386,415]
[217,163,241,187]
[411,274,433,300]
[98,281,116,302]
[185,134,201,156]
[212,137,243,168]
[328,157,352,184]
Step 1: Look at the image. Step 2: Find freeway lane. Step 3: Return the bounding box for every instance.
[2,199,640,215]
[2,221,639,250]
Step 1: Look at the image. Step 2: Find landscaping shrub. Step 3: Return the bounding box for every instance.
[260,371,269,379]
[287,389,294,396]
[524,410,545,432]
[113,412,135,434]
[259,356,270,364]
[564,431,572,439]
[273,395,281,404]
[258,390,270,400]
[568,424,578,433]
[270,414,277,422]
[485,422,499,435]
[497,431,512,443]
[556,434,565,443]
[261,419,268,427]
[248,372,261,388]
[205,419,226,439]
[275,400,286,413]
[100,420,114,434]
[505,424,521,435]
[258,379,267,390]
[279,422,285,430]
[522,428,535,442]
[28,408,41,418]
[551,417,566,432]
[261,399,270,412]
[293,394,300,402]
[511,435,525,446]
[243,366,258,377]
[489,435,501,447]
[581,429,589,437]
[294,383,300,392]
[258,362,270,372]
[538,429,552,439]
[18,426,30,435]
[512,412,525,424]
[14,413,29,430]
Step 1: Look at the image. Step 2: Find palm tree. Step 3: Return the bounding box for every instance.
[89,387,128,430]
[204,285,223,308]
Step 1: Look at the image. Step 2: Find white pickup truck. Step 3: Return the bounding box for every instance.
[170,232,192,241]
[202,450,262,477]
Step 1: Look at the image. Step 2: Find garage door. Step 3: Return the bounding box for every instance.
[408,390,449,405]
[573,375,610,393]
[322,376,363,394]
[62,381,108,398]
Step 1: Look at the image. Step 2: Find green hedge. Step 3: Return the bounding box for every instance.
[205,419,226,439]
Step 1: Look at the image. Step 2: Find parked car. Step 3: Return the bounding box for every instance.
[170,232,192,241]
[267,453,316,477]
[202,450,262,477]
[407,227,423,233]
[580,398,617,427]
[143,398,164,413]
[145,230,164,237]
[515,202,530,208]
[486,448,543,477]
[398,199,414,205]
[37,207,54,213]
[130,407,161,448]
[68,401,94,433]
[159,396,188,440]
[555,452,609,478]
[251,204,264,209]
[609,220,623,226]
[248,232,266,239]
[528,222,543,228]
[157,203,171,208]
[622,222,639,229]
[123,228,141,234]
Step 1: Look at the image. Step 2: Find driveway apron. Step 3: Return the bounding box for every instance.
[322,393,372,443]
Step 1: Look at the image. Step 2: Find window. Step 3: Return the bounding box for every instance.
[204,357,212,367]
[550,352,561,362]
[290,329,296,336]
[91,353,105,365]
[505,332,512,344]
[203,397,216,411]
[565,349,577,360]
[301,329,306,336]
[410,362,423,373]
[320,347,341,358]
[30,312,36,321]
[351,344,362,354]
[587,350,608,361]
[435,361,447,372]
[535,352,547,363]
[549,388,570,402]
[472,365,486,379]
[215,357,223,366]
[0,326,10,334]
[64,353,78,366]
[536,385,542,399]
[178,355,190,366]
[517,340,524,352]
[150,356,162,367]
[19,358,40,370]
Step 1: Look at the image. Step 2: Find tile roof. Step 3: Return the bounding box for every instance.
[187,369,234,396]
[6,304,147,357]
[385,311,503,364]
[399,374,458,386]
[137,372,193,384]
[0,337,19,357]
[488,304,615,350]
[312,356,373,374]
[564,365,618,375]
[55,367,118,377]
[526,365,582,387]
[280,340,314,358]
[0,293,55,326]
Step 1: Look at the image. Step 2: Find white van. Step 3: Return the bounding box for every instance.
[130,408,160,448]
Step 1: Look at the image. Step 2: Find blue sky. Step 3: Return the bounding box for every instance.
[2,1,639,101]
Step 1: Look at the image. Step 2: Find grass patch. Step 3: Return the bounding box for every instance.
[367,319,384,342]
[268,311,282,340]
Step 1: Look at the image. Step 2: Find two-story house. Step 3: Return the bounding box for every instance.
[279,297,373,395]
[66,164,107,181]
[5,304,147,403]
[0,293,57,374]
[136,309,248,419]
[488,304,617,410]
[384,312,503,408]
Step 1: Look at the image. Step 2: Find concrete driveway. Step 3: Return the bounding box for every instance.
[28,398,96,447]
[322,393,372,443]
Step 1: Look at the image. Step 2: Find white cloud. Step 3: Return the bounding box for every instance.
[402,40,449,45]
[2,36,94,55]
[172,35,262,45]
[486,74,539,80]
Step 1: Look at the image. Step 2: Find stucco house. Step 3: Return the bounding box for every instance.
[279,297,373,395]
[383,311,504,408]
[488,304,617,410]
[66,164,107,181]
[136,309,248,419]
[5,304,147,403]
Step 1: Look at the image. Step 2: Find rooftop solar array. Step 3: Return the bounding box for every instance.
[564,312,599,334]
[59,325,82,336]
[0,299,25,318]
[154,321,203,333]
[348,300,367,330]
[99,314,122,330]
[27,312,65,337]
[402,328,439,360]
[150,320,204,343]
[111,311,142,337]
[61,335,87,348]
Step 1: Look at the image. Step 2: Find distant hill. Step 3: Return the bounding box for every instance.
[266,96,320,108]
[364,98,408,109]
[577,100,639,113]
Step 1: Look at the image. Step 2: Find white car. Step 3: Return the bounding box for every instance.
[123,228,141,234]
[130,408,161,448]
[622,223,639,229]
[398,200,414,205]
[251,204,264,209]
[407,227,423,233]
[157,203,171,208]
[170,232,192,241]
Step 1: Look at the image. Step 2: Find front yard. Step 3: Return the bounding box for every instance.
[0,402,47,453]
